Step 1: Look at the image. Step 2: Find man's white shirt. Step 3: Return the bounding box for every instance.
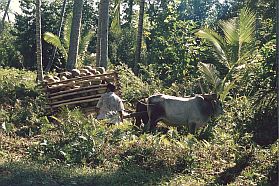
[96,92,124,123]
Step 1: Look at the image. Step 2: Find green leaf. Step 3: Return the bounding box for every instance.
[239,7,256,45]
[219,18,238,46]
[198,62,221,93]
[220,80,236,101]
[195,28,228,67]
[43,32,68,58]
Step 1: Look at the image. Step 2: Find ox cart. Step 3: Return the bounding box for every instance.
[42,67,121,114]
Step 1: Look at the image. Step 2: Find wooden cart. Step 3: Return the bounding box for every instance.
[43,70,121,114]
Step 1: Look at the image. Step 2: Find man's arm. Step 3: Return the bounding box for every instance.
[118,98,125,123]
[96,107,100,117]
[96,96,103,119]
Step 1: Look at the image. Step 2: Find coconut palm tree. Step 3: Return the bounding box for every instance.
[96,0,122,67]
[196,7,256,101]
[36,0,43,82]
[66,0,84,70]
[97,0,110,69]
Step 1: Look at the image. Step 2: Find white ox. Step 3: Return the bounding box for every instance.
[146,94,224,133]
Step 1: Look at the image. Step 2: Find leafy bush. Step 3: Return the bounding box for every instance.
[29,108,137,166]
[115,63,161,103]
[0,25,23,68]
[0,68,47,136]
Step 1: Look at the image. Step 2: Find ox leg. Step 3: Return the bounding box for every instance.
[149,119,158,132]
[135,101,148,129]
[135,115,142,128]
[147,105,164,132]
[144,119,157,132]
[189,122,197,134]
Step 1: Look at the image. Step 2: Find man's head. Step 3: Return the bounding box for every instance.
[107,83,116,92]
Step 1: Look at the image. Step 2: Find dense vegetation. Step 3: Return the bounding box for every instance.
[0,0,278,185]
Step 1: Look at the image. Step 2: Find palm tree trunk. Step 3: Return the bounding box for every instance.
[134,0,145,74]
[96,1,102,67]
[45,0,67,72]
[0,0,12,32]
[66,0,84,70]
[276,0,279,113]
[36,0,43,82]
[99,0,110,69]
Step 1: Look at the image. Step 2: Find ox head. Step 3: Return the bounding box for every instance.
[202,94,224,116]
[212,98,224,116]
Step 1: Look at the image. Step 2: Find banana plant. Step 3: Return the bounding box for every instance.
[43,14,94,68]
[196,7,256,101]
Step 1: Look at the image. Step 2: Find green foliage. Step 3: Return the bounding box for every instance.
[196,7,257,100]
[30,108,105,165]
[13,0,62,70]
[115,63,158,102]
[43,32,68,58]
[0,68,47,136]
[0,25,23,68]
[109,27,137,69]
[12,0,98,70]
[148,19,201,85]
[0,67,278,185]
[43,13,95,69]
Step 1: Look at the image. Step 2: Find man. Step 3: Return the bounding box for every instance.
[96,83,124,124]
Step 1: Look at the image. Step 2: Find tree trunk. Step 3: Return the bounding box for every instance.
[0,0,12,32]
[99,0,110,69]
[66,0,84,70]
[276,0,279,124]
[45,0,67,72]
[36,0,43,82]
[134,0,145,74]
[96,1,102,67]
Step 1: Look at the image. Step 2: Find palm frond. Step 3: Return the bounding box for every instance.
[220,80,236,101]
[43,32,68,58]
[198,62,222,93]
[239,7,256,45]
[219,18,238,46]
[236,50,253,66]
[196,28,229,67]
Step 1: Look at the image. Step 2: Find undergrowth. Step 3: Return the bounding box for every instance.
[0,68,278,186]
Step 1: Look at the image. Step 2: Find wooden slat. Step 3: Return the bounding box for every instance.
[46,72,117,86]
[48,84,107,97]
[46,77,115,91]
[49,87,106,100]
[50,94,102,106]
[50,97,101,108]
